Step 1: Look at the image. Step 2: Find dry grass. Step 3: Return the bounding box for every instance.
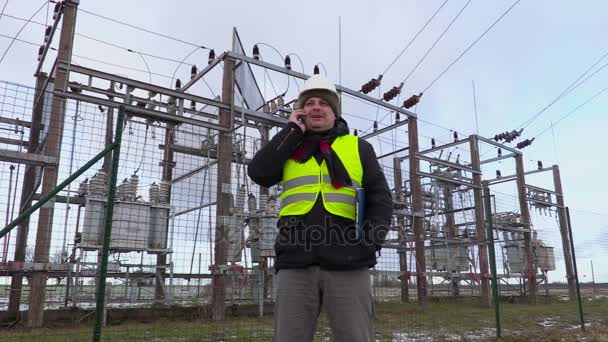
[0,297,606,341]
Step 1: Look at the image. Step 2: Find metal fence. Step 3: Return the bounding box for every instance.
[0,78,606,342]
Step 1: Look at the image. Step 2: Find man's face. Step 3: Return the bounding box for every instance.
[303,96,336,132]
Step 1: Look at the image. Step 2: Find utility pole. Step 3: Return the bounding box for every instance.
[211,56,234,320]
[470,135,490,307]
[393,157,409,302]
[407,117,427,307]
[515,155,536,303]
[28,0,78,327]
[7,72,47,319]
[552,165,576,300]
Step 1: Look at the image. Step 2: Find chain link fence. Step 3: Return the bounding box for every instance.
[0,78,606,341]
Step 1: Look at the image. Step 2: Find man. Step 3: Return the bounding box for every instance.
[247,75,393,342]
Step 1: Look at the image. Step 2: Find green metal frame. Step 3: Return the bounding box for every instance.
[92,107,125,341]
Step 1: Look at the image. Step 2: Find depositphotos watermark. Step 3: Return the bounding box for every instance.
[212,216,389,251]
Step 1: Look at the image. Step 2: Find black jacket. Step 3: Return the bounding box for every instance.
[247,121,393,271]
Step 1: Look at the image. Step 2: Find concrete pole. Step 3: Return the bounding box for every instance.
[27,0,78,327]
[211,56,234,320]
[515,155,536,303]
[7,73,48,319]
[552,165,575,300]
[407,117,427,307]
[469,135,490,307]
[393,157,409,302]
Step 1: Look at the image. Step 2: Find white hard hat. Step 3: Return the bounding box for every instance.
[297,75,341,117]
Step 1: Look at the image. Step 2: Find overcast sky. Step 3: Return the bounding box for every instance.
[1,0,607,282]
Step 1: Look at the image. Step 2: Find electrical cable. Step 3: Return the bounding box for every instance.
[381,0,451,76]
[517,53,608,130]
[422,0,523,94]
[0,1,49,65]
[400,0,472,92]
[79,7,207,49]
[0,0,9,22]
[532,86,608,140]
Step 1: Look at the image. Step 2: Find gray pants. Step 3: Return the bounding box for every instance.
[274,266,373,342]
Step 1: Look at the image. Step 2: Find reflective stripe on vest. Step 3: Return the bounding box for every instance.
[279,135,363,220]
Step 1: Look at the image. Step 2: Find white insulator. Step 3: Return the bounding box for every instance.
[236,185,246,212]
[259,194,268,212]
[89,170,108,197]
[277,96,285,107]
[248,193,257,214]
[270,100,277,112]
[78,179,89,197]
[116,180,129,201]
[129,174,139,200]
[263,102,270,113]
[159,180,171,204]
[149,182,160,203]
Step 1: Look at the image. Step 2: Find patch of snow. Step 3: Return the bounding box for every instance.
[538,318,557,327]
[565,323,591,330]
[392,331,435,342]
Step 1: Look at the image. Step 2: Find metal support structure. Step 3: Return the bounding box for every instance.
[0,149,57,166]
[179,52,227,92]
[552,165,575,299]
[417,138,470,156]
[483,185,502,338]
[211,56,235,320]
[515,155,536,303]
[475,135,521,155]
[155,105,176,302]
[8,72,47,318]
[27,0,78,327]
[360,119,408,140]
[479,152,517,165]
[416,153,480,174]
[55,61,288,129]
[417,171,477,189]
[258,125,270,314]
[485,167,555,185]
[565,208,585,332]
[407,117,427,307]
[92,108,125,342]
[35,2,63,76]
[469,135,490,307]
[0,117,32,128]
[393,158,409,302]
[225,51,416,118]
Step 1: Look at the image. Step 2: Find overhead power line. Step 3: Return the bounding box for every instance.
[533,86,608,139]
[79,8,207,49]
[517,50,608,130]
[0,0,9,22]
[0,0,49,65]
[422,0,524,93]
[380,0,451,76]
[2,12,196,66]
[400,0,472,89]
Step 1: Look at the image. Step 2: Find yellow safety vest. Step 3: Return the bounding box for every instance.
[279,134,363,220]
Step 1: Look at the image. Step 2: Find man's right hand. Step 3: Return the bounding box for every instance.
[288,109,307,133]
